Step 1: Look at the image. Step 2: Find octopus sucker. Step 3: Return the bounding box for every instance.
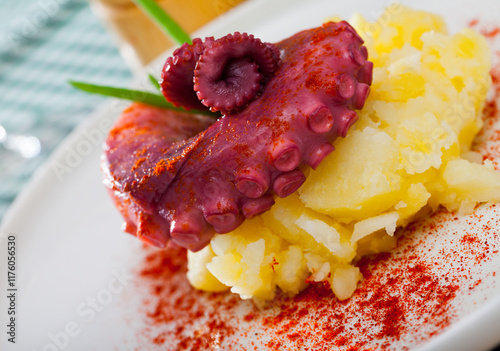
[242,194,275,219]
[103,21,373,251]
[160,37,214,111]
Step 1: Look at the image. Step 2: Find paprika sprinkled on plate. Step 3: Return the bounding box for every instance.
[133,204,499,350]
[128,18,500,351]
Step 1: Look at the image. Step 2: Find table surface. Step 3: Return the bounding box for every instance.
[0,0,131,220]
[0,1,499,350]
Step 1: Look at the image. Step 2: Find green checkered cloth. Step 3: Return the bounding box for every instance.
[0,0,132,221]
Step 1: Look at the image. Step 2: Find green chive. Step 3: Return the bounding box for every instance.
[132,0,191,46]
[69,81,213,116]
[148,74,161,91]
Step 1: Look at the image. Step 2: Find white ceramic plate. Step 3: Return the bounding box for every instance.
[1,0,500,350]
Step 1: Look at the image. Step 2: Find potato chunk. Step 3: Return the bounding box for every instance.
[187,6,495,302]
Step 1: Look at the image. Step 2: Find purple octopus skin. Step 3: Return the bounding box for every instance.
[103,21,373,252]
[160,37,213,112]
[161,32,280,115]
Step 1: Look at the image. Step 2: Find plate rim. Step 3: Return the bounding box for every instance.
[1,1,500,350]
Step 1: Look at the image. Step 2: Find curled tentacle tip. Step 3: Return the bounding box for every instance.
[161,32,280,115]
[194,32,280,114]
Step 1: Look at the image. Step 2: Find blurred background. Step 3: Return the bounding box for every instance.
[1,1,500,350]
[0,0,243,222]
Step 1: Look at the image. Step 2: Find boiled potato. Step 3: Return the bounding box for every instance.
[187,6,495,301]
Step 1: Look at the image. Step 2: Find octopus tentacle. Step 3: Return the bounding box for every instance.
[103,104,214,250]
[103,21,373,252]
[194,32,280,114]
[160,37,213,111]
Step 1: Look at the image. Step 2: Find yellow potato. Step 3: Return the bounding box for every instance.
[187,6,496,301]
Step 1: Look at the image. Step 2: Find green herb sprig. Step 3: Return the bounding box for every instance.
[69,81,212,116]
[132,0,192,46]
[148,74,161,91]
[70,0,207,115]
